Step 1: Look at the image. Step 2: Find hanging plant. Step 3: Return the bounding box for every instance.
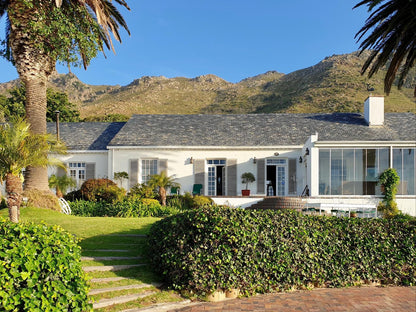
[377,168,400,218]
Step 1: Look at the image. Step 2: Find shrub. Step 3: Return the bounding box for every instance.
[148,206,416,296]
[69,197,179,218]
[378,168,400,218]
[0,218,91,311]
[80,178,125,202]
[23,190,60,211]
[192,195,213,208]
[128,183,156,199]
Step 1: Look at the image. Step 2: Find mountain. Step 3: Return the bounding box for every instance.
[0,51,415,118]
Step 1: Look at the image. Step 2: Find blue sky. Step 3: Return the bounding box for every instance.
[0,0,369,86]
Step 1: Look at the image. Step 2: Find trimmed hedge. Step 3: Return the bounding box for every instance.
[148,206,416,296]
[69,198,179,217]
[0,218,91,311]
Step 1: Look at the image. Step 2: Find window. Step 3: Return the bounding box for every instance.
[319,148,392,195]
[393,148,415,195]
[68,162,86,187]
[141,159,158,184]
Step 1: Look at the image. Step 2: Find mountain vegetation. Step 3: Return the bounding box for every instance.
[0,51,414,118]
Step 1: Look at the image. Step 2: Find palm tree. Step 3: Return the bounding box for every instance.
[0,118,66,222]
[147,171,180,206]
[48,174,76,198]
[354,0,416,96]
[0,0,130,191]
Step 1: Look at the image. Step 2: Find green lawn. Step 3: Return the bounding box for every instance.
[0,206,159,239]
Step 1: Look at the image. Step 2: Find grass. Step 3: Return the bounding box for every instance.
[0,206,185,312]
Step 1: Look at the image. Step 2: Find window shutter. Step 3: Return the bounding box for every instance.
[129,159,139,188]
[159,159,168,174]
[194,159,205,191]
[257,158,265,194]
[289,158,297,195]
[86,163,95,180]
[227,159,237,196]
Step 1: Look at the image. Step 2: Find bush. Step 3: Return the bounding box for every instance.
[128,183,156,199]
[69,197,179,218]
[80,179,125,202]
[148,206,416,296]
[191,195,213,208]
[0,218,91,311]
[23,190,61,211]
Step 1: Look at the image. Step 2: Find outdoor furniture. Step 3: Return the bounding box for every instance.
[192,184,203,195]
[170,187,179,195]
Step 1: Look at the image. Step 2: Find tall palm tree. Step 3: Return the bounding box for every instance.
[147,171,180,206]
[354,0,416,96]
[0,0,130,190]
[0,118,66,222]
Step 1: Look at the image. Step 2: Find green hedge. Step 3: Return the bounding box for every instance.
[148,206,416,296]
[69,198,179,217]
[0,218,91,311]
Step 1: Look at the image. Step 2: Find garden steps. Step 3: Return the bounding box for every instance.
[92,291,156,309]
[119,300,196,312]
[84,249,131,252]
[89,283,160,295]
[90,277,134,283]
[83,264,146,272]
[81,256,142,261]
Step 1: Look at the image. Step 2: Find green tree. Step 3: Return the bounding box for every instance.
[354,0,416,96]
[48,174,76,198]
[0,118,66,222]
[114,171,128,188]
[378,168,400,218]
[147,171,180,206]
[0,0,130,191]
[0,86,80,121]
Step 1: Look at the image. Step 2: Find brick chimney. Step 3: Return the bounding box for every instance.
[364,96,384,126]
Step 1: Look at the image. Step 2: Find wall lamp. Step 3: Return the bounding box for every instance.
[190,157,193,164]
[299,156,303,163]
[253,157,257,164]
[305,148,310,156]
[274,152,280,156]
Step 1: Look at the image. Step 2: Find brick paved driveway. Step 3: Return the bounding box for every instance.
[172,286,416,312]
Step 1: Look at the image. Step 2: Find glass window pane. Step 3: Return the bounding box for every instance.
[330,150,343,195]
[402,148,415,195]
[319,150,330,195]
[365,149,377,195]
[393,149,403,194]
[342,149,355,195]
[355,149,364,195]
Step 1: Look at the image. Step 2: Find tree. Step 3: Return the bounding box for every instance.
[114,171,128,188]
[0,86,80,122]
[48,174,76,198]
[0,119,66,222]
[147,171,180,206]
[354,0,416,96]
[0,0,130,191]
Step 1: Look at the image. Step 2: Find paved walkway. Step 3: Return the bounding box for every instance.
[172,286,416,312]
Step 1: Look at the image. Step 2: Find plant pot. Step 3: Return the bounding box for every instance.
[242,190,250,196]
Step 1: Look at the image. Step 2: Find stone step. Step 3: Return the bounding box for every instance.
[83,249,130,252]
[81,256,142,261]
[83,264,146,272]
[90,277,133,283]
[90,283,160,295]
[92,291,155,309]
[120,300,195,312]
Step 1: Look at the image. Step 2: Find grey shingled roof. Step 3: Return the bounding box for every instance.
[108,113,416,147]
[47,122,126,150]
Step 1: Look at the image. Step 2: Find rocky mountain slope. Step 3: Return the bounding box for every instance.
[1,51,414,118]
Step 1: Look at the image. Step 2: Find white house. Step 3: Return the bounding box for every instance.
[41,96,415,216]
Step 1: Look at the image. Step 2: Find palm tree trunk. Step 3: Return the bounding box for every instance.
[160,187,167,206]
[6,173,23,223]
[8,2,56,191]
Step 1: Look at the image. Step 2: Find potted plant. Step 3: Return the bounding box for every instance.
[241,172,255,196]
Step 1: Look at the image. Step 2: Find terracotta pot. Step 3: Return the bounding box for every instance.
[242,190,250,196]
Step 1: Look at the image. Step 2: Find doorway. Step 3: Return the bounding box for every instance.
[266,159,287,196]
[207,160,226,196]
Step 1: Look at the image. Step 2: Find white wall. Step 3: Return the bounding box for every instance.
[110,147,303,195]
[49,152,108,178]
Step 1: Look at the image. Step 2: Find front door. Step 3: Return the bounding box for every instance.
[266,159,287,196]
[207,159,226,196]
